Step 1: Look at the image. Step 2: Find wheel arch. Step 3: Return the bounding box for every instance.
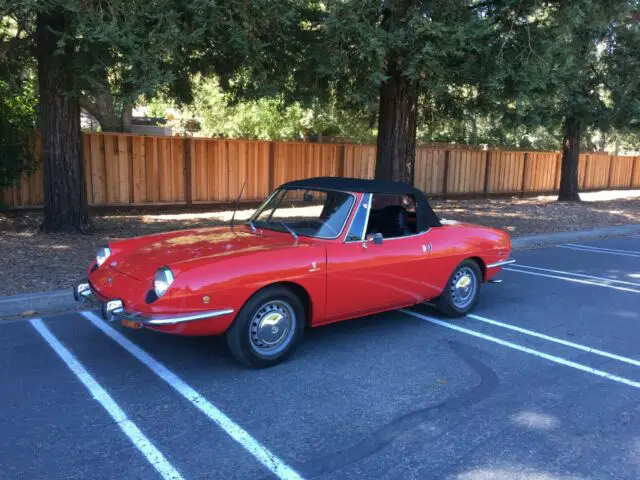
[467,256,487,281]
[252,281,313,326]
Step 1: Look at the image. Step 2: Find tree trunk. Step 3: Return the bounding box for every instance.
[37,12,92,232]
[374,63,418,184]
[558,115,581,202]
[121,101,133,133]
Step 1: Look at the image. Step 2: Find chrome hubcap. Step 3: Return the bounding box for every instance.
[249,301,295,355]
[450,267,477,309]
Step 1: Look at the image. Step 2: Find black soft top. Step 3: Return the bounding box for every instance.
[281,176,441,230]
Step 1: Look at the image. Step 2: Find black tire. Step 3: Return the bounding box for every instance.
[435,260,482,318]
[225,286,306,368]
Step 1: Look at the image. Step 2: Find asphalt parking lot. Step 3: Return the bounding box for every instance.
[1,236,639,480]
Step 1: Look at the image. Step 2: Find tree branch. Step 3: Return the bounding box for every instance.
[0,36,29,61]
[78,94,102,123]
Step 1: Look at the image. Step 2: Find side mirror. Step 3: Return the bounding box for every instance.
[362,232,383,248]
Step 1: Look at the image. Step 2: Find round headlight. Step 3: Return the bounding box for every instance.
[96,247,111,267]
[154,267,174,298]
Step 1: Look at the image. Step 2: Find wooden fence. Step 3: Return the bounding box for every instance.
[2,132,640,208]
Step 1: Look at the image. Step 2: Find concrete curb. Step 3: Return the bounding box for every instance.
[1,223,639,319]
[511,224,640,250]
[0,288,77,319]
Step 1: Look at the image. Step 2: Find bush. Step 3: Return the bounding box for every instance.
[0,80,38,188]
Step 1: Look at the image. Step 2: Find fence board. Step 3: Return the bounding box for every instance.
[583,154,611,190]
[118,135,130,203]
[2,132,639,208]
[487,151,525,193]
[82,134,93,204]
[631,156,640,188]
[446,150,485,194]
[343,145,375,179]
[414,148,446,195]
[608,156,634,188]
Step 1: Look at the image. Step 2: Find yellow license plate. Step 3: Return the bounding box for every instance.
[121,319,143,329]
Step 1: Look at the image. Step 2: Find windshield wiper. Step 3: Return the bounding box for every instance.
[279,222,298,243]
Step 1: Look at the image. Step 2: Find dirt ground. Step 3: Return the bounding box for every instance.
[1,190,639,296]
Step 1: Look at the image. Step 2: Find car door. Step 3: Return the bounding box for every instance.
[325,193,430,321]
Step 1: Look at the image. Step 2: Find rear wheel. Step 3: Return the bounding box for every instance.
[435,260,482,317]
[225,286,305,368]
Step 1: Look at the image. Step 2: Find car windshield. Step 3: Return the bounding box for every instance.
[250,188,355,239]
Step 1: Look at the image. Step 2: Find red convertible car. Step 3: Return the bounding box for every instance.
[75,177,514,367]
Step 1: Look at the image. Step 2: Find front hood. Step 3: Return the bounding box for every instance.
[107,226,293,281]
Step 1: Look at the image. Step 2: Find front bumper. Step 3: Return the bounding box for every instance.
[73,281,234,326]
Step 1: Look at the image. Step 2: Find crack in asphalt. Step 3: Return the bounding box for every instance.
[259,340,499,479]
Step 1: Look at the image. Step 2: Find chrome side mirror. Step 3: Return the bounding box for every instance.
[362,232,383,248]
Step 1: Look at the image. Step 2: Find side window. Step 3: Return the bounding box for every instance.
[365,194,417,239]
[345,193,372,242]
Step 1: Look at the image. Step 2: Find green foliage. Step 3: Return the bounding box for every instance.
[490,1,640,141]
[0,78,37,188]
[152,76,377,142]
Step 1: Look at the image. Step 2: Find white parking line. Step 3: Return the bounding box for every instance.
[82,312,304,480]
[30,318,184,480]
[467,314,640,367]
[558,244,640,258]
[399,310,640,389]
[503,267,640,294]
[567,243,640,255]
[511,264,640,287]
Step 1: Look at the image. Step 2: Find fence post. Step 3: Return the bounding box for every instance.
[580,154,588,191]
[631,156,639,189]
[607,154,615,189]
[268,141,276,192]
[337,144,346,177]
[183,136,193,206]
[442,149,450,197]
[554,152,561,191]
[483,149,491,197]
[520,152,530,196]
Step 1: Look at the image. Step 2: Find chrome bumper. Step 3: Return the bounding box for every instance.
[486,258,515,284]
[73,281,234,326]
[487,258,516,268]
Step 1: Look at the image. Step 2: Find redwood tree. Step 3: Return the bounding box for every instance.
[36,10,91,231]
[310,1,527,184]
[1,0,294,231]
[495,1,640,201]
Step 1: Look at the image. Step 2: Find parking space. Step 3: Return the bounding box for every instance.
[1,235,639,479]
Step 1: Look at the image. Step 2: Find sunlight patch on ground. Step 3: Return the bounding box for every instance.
[456,466,581,480]
[141,209,254,223]
[534,190,640,203]
[630,437,640,465]
[511,410,560,430]
[137,205,325,224]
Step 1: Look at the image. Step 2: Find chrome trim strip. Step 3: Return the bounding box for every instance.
[344,228,432,244]
[113,308,235,326]
[360,193,373,242]
[487,259,516,268]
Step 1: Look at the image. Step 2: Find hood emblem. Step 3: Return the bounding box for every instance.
[106,277,113,285]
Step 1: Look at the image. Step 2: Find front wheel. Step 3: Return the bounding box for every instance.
[225,286,305,368]
[435,260,482,318]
